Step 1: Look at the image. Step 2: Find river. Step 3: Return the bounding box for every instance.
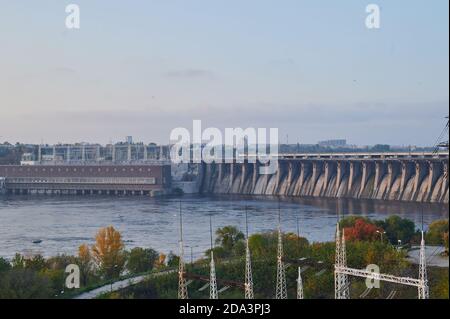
[0,195,448,260]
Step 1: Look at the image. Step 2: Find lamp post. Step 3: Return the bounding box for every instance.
[376,230,386,242]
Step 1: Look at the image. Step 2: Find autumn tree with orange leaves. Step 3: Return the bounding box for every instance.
[78,244,93,286]
[91,226,126,279]
[344,219,383,242]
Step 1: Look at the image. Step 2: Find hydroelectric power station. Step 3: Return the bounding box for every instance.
[199,153,449,204]
[0,141,448,203]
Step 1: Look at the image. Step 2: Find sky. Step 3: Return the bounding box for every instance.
[0,0,448,146]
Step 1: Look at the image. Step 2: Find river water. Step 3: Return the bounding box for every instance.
[0,195,448,260]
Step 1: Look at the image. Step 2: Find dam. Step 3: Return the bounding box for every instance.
[199,156,449,204]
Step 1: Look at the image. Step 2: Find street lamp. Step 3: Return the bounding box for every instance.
[376,230,386,242]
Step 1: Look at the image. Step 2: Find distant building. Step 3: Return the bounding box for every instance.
[318,139,347,148]
[126,136,133,144]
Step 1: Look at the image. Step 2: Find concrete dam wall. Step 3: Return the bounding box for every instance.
[200,159,449,204]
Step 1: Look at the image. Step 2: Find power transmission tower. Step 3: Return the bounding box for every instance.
[418,231,429,299]
[209,216,218,299]
[340,228,350,299]
[335,220,429,299]
[335,223,350,299]
[244,208,254,299]
[275,204,287,299]
[177,203,188,299]
[297,267,304,299]
[435,116,449,152]
[334,224,342,299]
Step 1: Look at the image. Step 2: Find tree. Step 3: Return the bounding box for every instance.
[344,219,383,242]
[248,233,273,258]
[377,215,416,245]
[426,220,449,246]
[0,269,53,299]
[91,226,126,279]
[155,253,166,269]
[340,216,371,228]
[78,244,93,286]
[10,254,46,271]
[215,226,245,254]
[127,247,158,274]
[24,255,46,271]
[11,253,25,269]
[0,258,11,273]
[166,252,179,268]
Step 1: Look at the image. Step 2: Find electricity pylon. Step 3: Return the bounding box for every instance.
[418,231,429,299]
[335,223,350,299]
[177,203,188,299]
[275,205,287,299]
[335,224,429,299]
[297,267,304,299]
[209,216,218,299]
[334,224,342,299]
[340,228,350,299]
[244,208,254,299]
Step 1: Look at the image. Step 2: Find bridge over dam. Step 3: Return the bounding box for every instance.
[199,154,449,204]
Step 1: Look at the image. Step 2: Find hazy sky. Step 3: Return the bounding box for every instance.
[0,0,448,146]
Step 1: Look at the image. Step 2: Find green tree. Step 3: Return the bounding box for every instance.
[215,226,245,255]
[0,257,11,273]
[11,253,25,269]
[376,215,416,245]
[426,220,449,246]
[127,247,159,274]
[10,254,46,271]
[166,252,179,268]
[0,269,53,299]
[24,255,46,271]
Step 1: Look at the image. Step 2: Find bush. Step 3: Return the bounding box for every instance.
[0,269,53,299]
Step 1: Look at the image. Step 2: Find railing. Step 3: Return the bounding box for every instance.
[24,160,172,166]
[5,177,157,185]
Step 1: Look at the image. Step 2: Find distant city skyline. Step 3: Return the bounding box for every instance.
[0,0,448,146]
